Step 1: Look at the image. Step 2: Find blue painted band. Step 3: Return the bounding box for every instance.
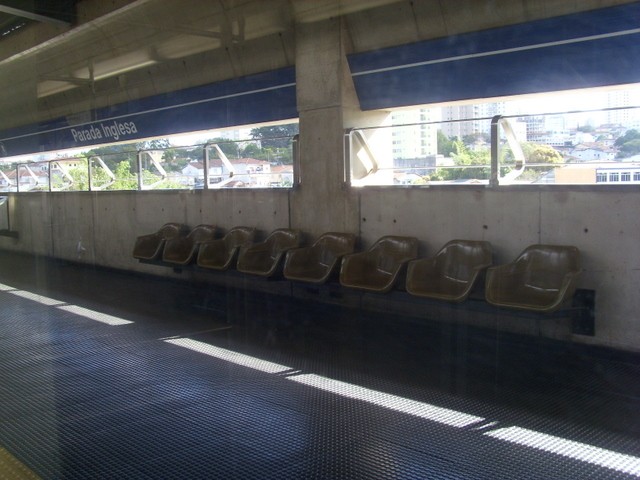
[0,67,297,157]
[348,2,640,110]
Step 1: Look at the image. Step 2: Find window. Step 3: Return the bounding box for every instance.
[2,122,299,192]
[347,85,640,187]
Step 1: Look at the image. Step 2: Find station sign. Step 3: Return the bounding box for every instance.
[0,67,296,157]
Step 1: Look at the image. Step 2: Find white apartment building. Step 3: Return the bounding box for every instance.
[390,108,438,159]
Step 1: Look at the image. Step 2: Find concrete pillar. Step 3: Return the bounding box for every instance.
[291,17,388,238]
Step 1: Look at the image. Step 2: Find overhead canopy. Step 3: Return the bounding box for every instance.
[348,3,640,110]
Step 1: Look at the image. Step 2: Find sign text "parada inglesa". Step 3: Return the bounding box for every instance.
[71,120,138,143]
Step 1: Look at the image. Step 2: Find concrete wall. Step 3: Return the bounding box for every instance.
[358,187,640,352]
[1,1,639,354]
[0,189,290,272]
[1,186,638,352]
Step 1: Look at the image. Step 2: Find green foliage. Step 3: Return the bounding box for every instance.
[250,124,298,149]
[437,130,457,156]
[615,130,640,158]
[523,143,563,164]
[241,143,262,157]
[85,144,138,172]
[75,127,298,189]
[437,141,490,180]
[206,138,240,158]
[617,139,640,158]
[462,132,490,146]
[163,156,191,173]
[411,176,428,185]
[503,142,563,165]
[496,142,563,182]
[50,160,86,191]
[137,139,171,150]
[111,161,138,190]
[577,124,595,133]
[615,129,640,147]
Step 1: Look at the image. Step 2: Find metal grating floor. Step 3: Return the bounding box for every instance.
[0,252,639,479]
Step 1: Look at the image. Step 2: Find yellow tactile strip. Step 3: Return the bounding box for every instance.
[0,447,40,480]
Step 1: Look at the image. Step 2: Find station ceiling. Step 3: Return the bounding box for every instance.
[0,0,636,133]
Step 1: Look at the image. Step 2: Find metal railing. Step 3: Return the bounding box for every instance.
[346,106,640,187]
[0,135,298,193]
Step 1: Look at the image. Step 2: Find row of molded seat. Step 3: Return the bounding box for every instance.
[133,224,581,313]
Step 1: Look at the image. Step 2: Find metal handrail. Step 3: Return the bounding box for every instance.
[345,128,379,183]
[292,134,300,186]
[137,150,167,190]
[49,160,75,191]
[0,170,13,190]
[88,156,116,191]
[491,115,526,187]
[204,143,236,189]
[16,163,40,192]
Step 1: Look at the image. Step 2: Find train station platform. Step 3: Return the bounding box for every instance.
[0,251,639,479]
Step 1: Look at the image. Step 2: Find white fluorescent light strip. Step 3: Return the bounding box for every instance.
[56,304,133,326]
[165,338,291,374]
[0,282,16,291]
[289,374,484,428]
[485,426,640,475]
[8,289,66,306]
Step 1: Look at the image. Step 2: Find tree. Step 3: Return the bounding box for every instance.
[111,160,138,190]
[250,123,298,149]
[241,143,262,158]
[523,143,563,164]
[437,130,456,156]
[206,137,240,158]
[437,140,490,180]
[498,142,563,181]
[502,142,563,164]
[615,129,640,158]
[617,139,640,158]
[85,143,138,172]
[137,138,171,150]
[462,132,490,146]
[615,129,640,147]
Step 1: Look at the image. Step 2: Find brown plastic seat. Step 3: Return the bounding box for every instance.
[283,232,356,284]
[339,235,419,292]
[236,228,302,277]
[485,244,581,312]
[197,226,256,271]
[406,240,492,302]
[162,224,217,265]
[132,223,189,260]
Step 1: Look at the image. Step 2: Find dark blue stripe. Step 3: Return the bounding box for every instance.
[349,3,640,73]
[348,2,640,109]
[0,67,296,156]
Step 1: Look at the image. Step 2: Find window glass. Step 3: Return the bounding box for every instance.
[348,86,640,186]
[0,122,298,192]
